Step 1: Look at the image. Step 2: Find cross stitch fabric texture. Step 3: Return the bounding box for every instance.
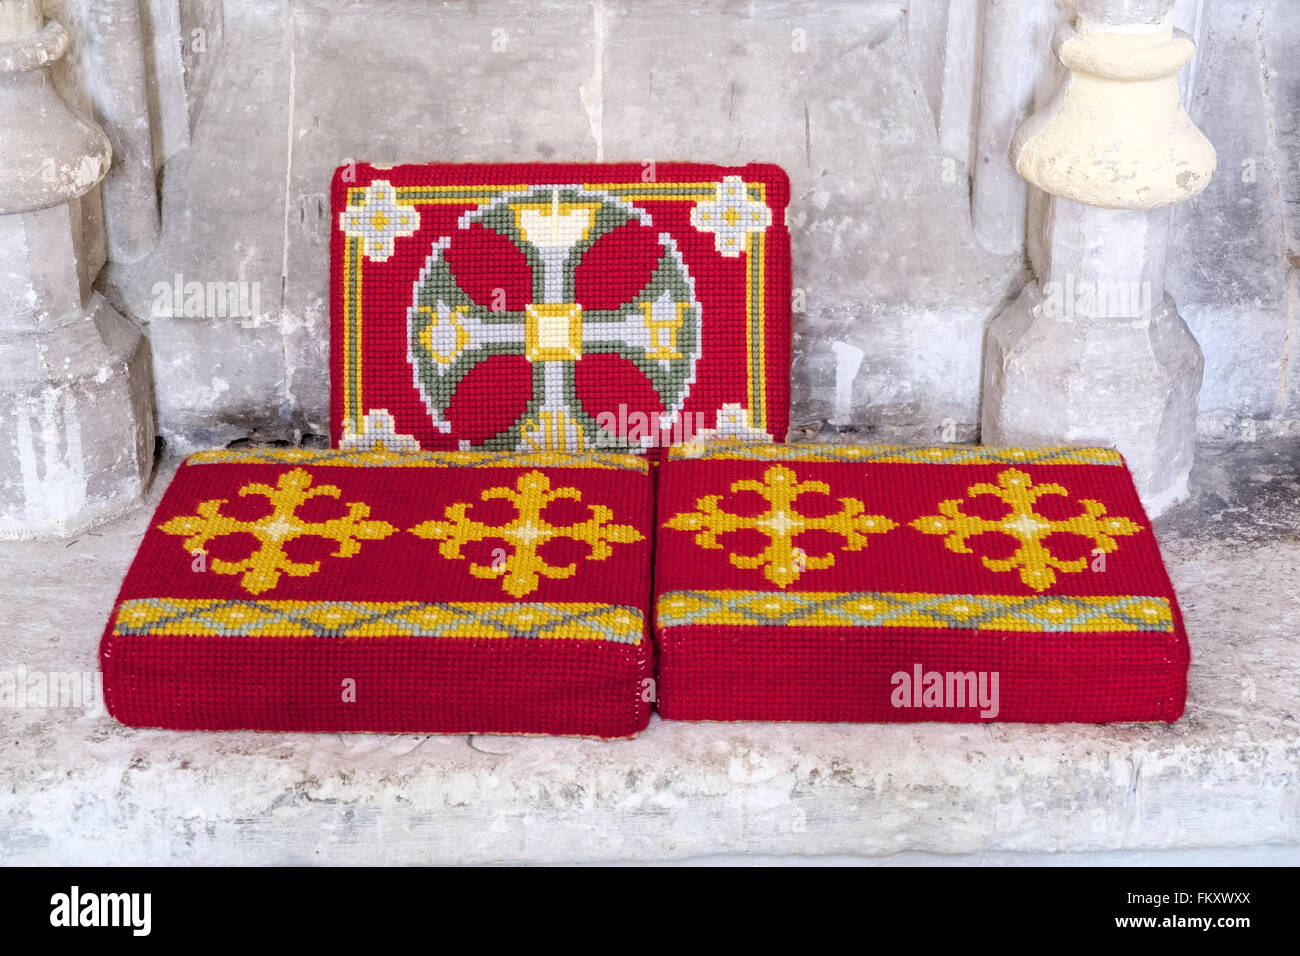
[330,162,791,457]
[99,448,655,738]
[654,443,1190,723]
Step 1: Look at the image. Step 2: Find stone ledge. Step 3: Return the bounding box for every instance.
[0,442,1296,864]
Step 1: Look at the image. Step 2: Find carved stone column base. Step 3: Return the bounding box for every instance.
[0,294,154,538]
[982,284,1203,515]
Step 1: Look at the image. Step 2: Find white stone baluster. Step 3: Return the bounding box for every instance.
[981,0,1216,515]
[0,0,155,537]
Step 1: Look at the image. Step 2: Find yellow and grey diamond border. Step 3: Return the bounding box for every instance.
[667,442,1125,466]
[342,181,771,441]
[114,598,645,645]
[656,590,1173,634]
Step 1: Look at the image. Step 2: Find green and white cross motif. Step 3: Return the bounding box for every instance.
[407,185,703,451]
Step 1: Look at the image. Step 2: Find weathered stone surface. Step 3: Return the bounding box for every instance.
[971,0,1059,255]
[0,205,86,323]
[1166,0,1290,427]
[98,0,289,451]
[1285,268,1300,423]
[280,0,599,440]
[1077,0,1176,26]
[1261,0,1300,256]
[45,1,109,284]
[0,2,154,537]
[906,0,980,172]
[600,1,1018,439]
[1259,1,1300,425]
[991,197,1204,515]
[84,0,1300,448]
[142,0,224,163]
[80,0,162,263]
[145,312,283,452]
[0,31,111,213]
[0,294,154,538]
[0,440,1294,863]
[1034,201,1173,297]
[794,302,1003,444]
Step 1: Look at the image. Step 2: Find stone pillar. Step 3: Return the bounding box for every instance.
[971,0,1059,256]
[981,0,1216,515]
[0,0,155,538]
[85,0,162,262]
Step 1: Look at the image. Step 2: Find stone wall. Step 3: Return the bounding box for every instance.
[1167,0,1298,441]
[71,0,1297,452]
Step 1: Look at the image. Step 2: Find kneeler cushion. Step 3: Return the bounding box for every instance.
[654,443,1190,723]
[100,448,655,738]
[329,162,791,458]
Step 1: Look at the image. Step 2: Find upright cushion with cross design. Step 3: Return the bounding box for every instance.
[330,162,790,457]
[99,448,655,737]
[655,443,1190,723]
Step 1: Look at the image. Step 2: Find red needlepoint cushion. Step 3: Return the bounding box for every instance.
[329,162,791,458]
[654,443,1190,723]
[99,448,655,738]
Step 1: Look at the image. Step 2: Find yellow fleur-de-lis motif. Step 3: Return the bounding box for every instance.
[409,470,643,598]
[664,464,896,588]
[910,467,1143,591]
[158,468,396,595]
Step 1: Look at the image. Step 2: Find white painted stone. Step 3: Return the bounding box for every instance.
[42,4,109,288]
[1012,16,1216,209]
[0,0,40,36]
